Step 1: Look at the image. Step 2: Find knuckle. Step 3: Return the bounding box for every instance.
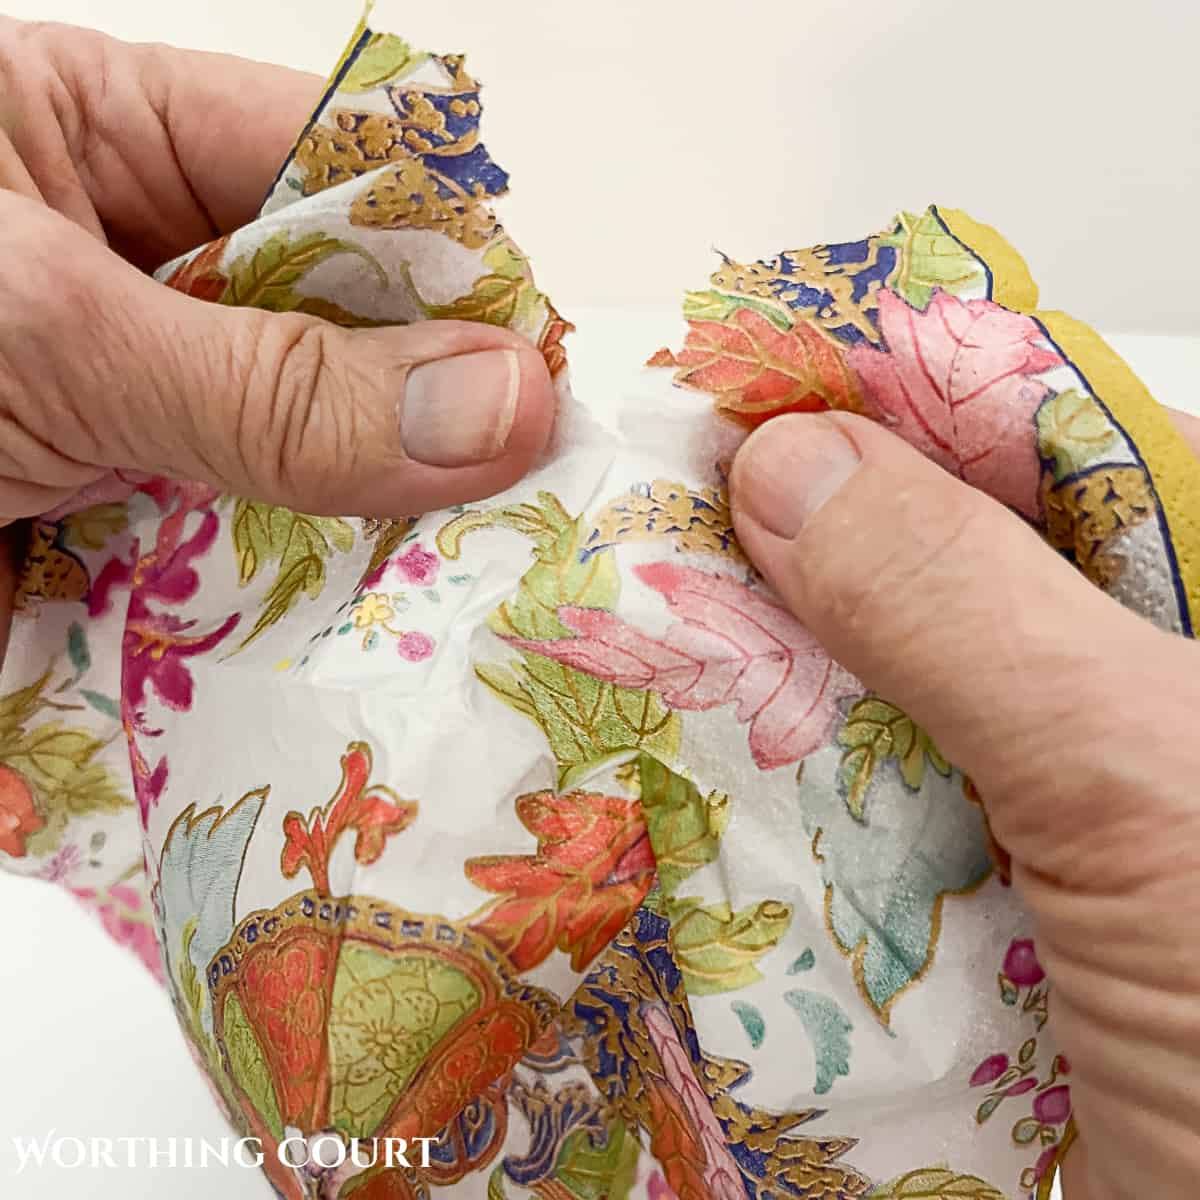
[235,315,362,507]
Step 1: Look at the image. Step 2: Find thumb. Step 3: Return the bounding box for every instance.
[728,411,1200,888]
[1,199,557,519]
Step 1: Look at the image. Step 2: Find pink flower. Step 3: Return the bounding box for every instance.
[397,632,435,662]
[970,1053,1010,1087]
[1033,1084,1072,1126]
[71,883,164,982]
[1003,938,1045,988]
[395,543,440,587]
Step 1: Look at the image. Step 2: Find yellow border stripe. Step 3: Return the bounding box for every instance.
[943,207,1200,631]
[939,208,1040,313]
[1037,310,1200,626]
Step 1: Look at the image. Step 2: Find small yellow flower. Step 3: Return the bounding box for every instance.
[353,593,394,630]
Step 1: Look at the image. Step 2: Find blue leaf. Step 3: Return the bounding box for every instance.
[784,989,853,1095]
[731,1000,766,1050]
[80,690,120,721]
[67,623,91,677]
[788,948,816,974]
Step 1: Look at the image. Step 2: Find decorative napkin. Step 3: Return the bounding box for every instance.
[4,7,1200,1200]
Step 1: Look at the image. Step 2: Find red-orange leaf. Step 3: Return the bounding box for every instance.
[465,791,656,972]
[163,237,231,303]
[671,308,861,428]
[0,764,42,858]
[281,742,417,895]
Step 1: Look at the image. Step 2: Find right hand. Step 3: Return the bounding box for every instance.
[730,409,1200,1200]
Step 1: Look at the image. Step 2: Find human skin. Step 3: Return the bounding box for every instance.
[0,20,557,664]
[730,412,1200,1200]
[1,21,1197,1200]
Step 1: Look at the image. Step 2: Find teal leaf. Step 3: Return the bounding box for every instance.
[731,1000,766,1050]
[80,690,120,721]
[67,623,91,677]
[364,630,379,651]
[157,790,266,1036]
[425,588,442,604]
[788,948,816,974]
[337,624,354,636]
[784,989,853,1095]
[448,574,473,586]
[796,744,992,1023]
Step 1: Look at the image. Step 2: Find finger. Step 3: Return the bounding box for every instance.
[728,411,1200,887]
[0,21,320,268]
[1168,406,1200,459]
[0,196,557,522]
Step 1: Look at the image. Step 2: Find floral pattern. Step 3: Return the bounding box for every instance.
[3,13,1200,1200]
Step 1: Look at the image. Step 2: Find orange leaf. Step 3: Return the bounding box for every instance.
[163,238,231,303]
[465,791,655,972]
[672,308,860,428]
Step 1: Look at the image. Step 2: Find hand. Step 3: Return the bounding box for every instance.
[0,21,557,662]
[729,410,1200,1200]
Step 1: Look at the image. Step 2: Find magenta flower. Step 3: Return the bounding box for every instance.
[396,543,440,587]
[93,484,238,821]
[1031,1146,1057,1182]
[1005,1077,1037,1098]
[397,631,435,662]
[1033,1084,1072,1126]
[970,1053,1010,1087]
[1003,938,1045,987]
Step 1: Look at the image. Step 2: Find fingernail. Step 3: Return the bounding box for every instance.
[733,414,863,539]
[401,349,521,467]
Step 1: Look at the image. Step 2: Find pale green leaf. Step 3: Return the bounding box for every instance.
[882,208,987,309]
[667,897,792,996]
[1036,389,1120,481]
[341,32,427,93]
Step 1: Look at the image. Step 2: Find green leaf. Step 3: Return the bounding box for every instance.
[0,669,51,747]
[341,32,427,93]
[666,897,792,996]
[1012,1117,1041,1145]
[61,504,128,550]
[682,289,793,330]
[449,492,683,778]
[999,974,1019,1006]
[231,503,356,650]
[867,1168,1005,1199]
[487,1166,509,1200]
[553,1119,640,1200]
[788,948,816,974]
[637,754,729,898]
[731,1000,766,1049]
[783,988,853,1095]
[80,691,120,721]
[881,208,987,309]
[428,273,541,328]
[66,623,91,677]
[1036,389,1120,481]
[221,232,387,312]
[6,721,132,856]
[222,993,284,1140]
[837,696,950,822]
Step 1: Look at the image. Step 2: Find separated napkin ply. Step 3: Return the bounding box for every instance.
[4,7,1200,1199]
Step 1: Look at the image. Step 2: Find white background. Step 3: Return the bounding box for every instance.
[3,1,1200,1197]
[0,0,1198,333]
